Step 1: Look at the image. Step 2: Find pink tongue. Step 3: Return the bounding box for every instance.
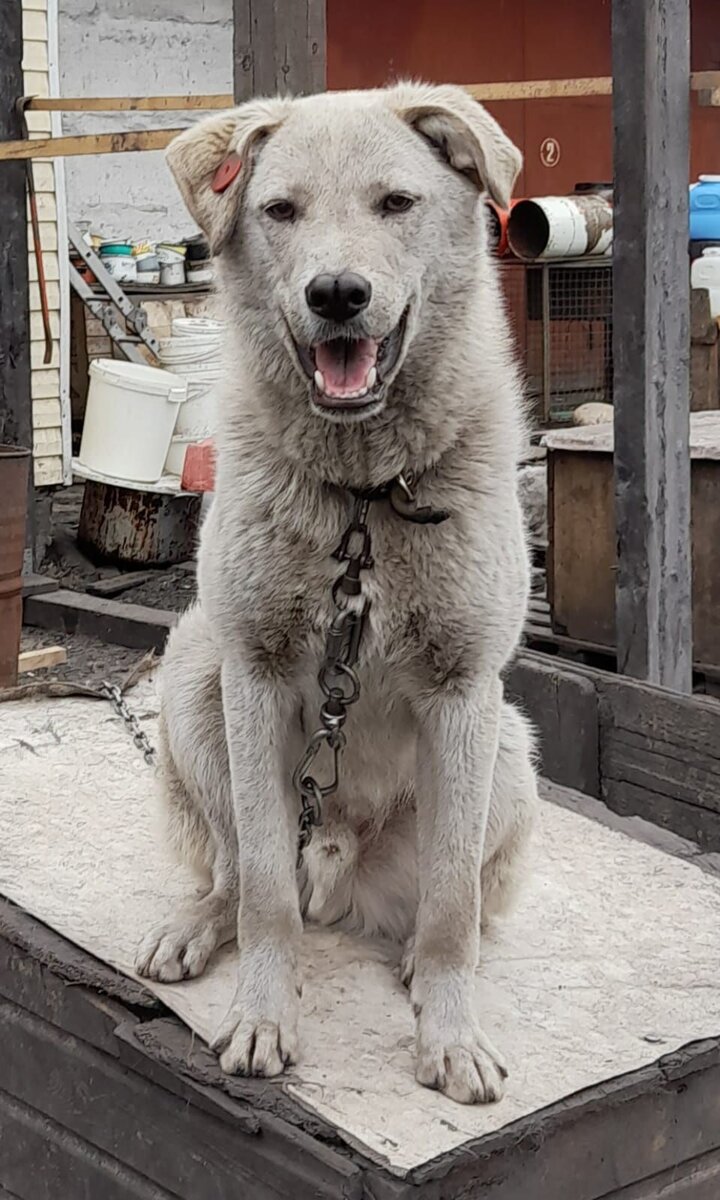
[315,338,378,395]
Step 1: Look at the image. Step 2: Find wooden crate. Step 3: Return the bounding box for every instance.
[546,413,720,669]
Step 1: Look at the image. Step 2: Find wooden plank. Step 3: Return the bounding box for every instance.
[17,645,66,672]
[504,652,600,797]
[611,0,692,691]
[601,778,720,851]
[86,571,160,598]
[605,1147,720,1198]
[415,1040,720,1198]
[0,1,33,472]
[0,1090,177,1200]
[23,589,177,651]
[21,572,58,597]
[0,936,140,1058]
[0,1000,359,1200]
[0,897,157,1009]
[27,94,232,112]
[32,455,62,486]
[233,0,326,102]
[0,128,183,161]
[21,71,720,112]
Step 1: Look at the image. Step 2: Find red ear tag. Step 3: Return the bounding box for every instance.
[212,153,242,194]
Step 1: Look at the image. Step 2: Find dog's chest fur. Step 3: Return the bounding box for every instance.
[201,475,528,694]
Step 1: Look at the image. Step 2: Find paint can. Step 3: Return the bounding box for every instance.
[135,251,160,285]
[99,241,137,283]
[508,195,613,260]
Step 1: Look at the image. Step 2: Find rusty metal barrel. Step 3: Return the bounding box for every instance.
[0,445,30,689]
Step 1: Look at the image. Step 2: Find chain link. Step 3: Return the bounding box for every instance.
[100,681,157,767]
[292,494,374,868]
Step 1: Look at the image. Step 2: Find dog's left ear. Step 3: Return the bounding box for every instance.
[388,82,522,209]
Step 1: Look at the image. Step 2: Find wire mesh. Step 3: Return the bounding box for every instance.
[499,257,613,426]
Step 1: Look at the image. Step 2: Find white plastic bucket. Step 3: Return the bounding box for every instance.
[78,359,187,483]
[171,317,223,337]
[158,318,224,437]
[160,261,185,286]
[100,253,137,283]
[164,434,196,476]
[691,247,720,318]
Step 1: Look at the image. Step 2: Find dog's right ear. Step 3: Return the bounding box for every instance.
[166,99,292,254]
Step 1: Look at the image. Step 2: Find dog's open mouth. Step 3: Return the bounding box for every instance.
[294,309,408,411]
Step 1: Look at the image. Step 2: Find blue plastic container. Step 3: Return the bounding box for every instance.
[690,176,720,240]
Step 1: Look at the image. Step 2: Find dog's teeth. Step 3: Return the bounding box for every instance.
[366,366,377,389]
[314,369,325,392]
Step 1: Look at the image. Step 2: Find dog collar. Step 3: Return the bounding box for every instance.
[349,472,451,525]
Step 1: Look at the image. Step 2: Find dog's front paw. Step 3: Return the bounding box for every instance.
[211,959,300,1078]
[416,1009,508,1104]
[135,915,225,983]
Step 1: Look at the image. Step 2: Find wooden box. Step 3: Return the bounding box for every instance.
[546,413,720,669]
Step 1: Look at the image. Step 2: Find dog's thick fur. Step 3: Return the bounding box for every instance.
[136,83,539,1106]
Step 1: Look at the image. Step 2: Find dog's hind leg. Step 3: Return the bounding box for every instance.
[136,610,239,983]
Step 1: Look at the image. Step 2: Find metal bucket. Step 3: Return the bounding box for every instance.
[0,445,30,689]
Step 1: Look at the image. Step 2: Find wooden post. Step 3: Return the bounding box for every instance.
[233,0,326,103]
[0,0,33,562]
[0,2,32,450]
[611,0,692,692]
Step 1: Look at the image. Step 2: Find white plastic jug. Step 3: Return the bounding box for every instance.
[78,360,187,483]
[691,247,720,319]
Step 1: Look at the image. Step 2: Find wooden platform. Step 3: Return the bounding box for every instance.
[2,895,720,1199]
[2,672,720,1197]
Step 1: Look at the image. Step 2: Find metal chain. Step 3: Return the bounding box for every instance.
[95,475,449,859]
[292,493,375,868]
[100,681,157,767]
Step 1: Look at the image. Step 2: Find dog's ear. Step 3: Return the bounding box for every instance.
[388,82,522,210]
[166,99,292,254]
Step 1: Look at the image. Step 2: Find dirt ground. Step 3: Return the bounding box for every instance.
[20,483,197,687]
[19,627,151,691]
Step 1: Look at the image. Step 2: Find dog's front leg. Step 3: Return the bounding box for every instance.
[411,674,507,1105]
[211,657,302,1078]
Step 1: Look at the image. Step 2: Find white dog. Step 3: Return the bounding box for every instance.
[136,82,539,1106]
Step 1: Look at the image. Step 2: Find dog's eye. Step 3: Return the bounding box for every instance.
[381,193,415,215]
[264,200,296,222]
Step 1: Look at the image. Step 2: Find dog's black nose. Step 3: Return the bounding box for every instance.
[305,272,372,322]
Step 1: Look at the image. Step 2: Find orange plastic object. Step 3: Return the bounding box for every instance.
[212,153,242,193]
[182,438,216,493]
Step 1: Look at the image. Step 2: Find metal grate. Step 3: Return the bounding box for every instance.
[499,257,613,426]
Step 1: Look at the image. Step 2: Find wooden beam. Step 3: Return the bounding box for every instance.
[0,0,33,561]
[25,95,230,112]
[0,128,182,162]
[611,0,692,692]
[18,646,67,673]
[21,71,720,112]
[233,0,326,102]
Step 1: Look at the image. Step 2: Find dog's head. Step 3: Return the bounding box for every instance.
[167,83,521,424]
